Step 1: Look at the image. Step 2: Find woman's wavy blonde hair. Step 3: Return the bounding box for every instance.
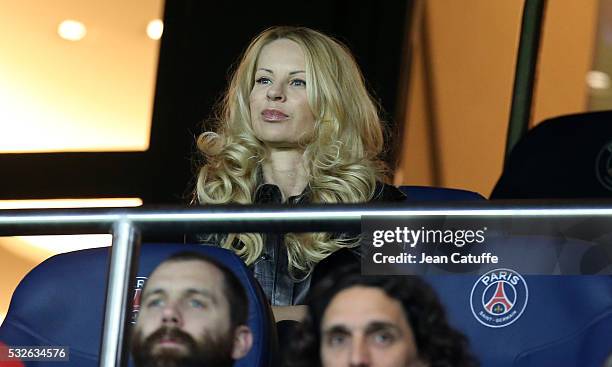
[195,26,387,277]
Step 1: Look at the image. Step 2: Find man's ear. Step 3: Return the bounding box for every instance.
[231,325,253,360]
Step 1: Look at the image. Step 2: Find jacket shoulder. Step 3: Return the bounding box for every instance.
[372,182,407,202]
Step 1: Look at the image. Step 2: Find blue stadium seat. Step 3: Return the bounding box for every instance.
[425,274,612,367]
[0,243,277,367]
[397,186,612,366]
[399,185,485,201]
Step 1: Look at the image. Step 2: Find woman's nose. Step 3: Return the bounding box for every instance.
[266,83,286,102]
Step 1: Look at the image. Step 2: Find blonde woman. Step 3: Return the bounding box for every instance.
[195,26,405,319]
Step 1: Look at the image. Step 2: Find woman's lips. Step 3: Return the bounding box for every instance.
[262,109,289,122]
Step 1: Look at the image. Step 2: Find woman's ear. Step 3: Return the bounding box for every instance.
[231,325,254,360]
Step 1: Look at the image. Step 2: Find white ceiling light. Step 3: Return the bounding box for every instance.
[58,19,87,41]
[586,70,611,90]
[146,19,163,40]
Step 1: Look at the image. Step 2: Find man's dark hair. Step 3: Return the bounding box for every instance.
[285,264,479,367]
[163,251,249,329]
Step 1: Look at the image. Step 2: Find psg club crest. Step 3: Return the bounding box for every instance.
[470,268,528,328]
[131,277,148,324]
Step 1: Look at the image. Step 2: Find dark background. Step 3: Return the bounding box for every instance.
[0,1,413,204]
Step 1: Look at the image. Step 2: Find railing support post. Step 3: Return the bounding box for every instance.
[99,219,141,367]
[505,0,547,162]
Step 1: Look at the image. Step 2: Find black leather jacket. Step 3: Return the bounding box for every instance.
[248,181,406,306]
[198,181,406,306]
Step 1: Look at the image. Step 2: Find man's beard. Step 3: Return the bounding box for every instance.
[131,326,235,367]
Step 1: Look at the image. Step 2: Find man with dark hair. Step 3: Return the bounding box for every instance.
[286,265,478,367]
[131,251,253,367]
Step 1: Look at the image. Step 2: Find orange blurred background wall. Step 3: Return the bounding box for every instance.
[395,0,598,197]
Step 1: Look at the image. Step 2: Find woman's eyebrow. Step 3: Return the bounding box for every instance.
[256,68,305,75]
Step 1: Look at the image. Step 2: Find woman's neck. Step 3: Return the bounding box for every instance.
[262,148,309,201]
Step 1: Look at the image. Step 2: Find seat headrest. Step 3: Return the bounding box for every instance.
[399,185,485,201]
[426,273,612,367]
[492,110,612,199]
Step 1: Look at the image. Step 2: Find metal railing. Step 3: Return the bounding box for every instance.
[2,201,612,366]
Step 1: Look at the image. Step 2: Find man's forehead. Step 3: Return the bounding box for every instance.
[323,314,401,330]
[322,286,409,327]
[146,259,224,290]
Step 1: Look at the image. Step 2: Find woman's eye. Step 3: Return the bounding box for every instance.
[255,77,271,85]
[290,79,306,87]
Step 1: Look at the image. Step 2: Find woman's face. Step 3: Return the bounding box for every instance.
[249,38,315,148]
